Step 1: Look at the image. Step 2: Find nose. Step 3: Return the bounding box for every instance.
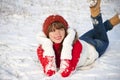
[55,30,60,35]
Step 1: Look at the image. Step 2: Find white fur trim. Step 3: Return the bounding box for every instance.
[63,28,76,45]
[37,31,55,57]
[36,31,46,44]
[61,44,73,59]
[61,28,76,59]
[42,42,55,57]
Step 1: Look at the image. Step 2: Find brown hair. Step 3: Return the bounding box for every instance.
[46,21,68,38]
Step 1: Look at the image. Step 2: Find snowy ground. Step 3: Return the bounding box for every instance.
[0,0,120,80]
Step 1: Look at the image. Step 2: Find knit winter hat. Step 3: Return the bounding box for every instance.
[43,15,68,35]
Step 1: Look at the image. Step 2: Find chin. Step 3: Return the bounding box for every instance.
[54,40,62,44]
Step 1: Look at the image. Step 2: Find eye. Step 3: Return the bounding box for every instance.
[59,28,64,31]
[60,28,63,30]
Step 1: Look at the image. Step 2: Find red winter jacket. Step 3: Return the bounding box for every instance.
[37,40,82,69]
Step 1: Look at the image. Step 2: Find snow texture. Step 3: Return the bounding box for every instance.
[0,0,120,80]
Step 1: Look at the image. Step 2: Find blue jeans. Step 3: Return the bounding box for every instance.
[80,14,113,57]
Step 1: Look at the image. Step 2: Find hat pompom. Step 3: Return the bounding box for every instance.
[43,15,68,35]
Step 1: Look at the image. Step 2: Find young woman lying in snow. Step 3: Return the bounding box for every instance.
[37,0,120,77]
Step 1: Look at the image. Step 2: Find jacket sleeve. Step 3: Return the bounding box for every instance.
[71,40,82,70]
[37,45,44,65]
[37,31,55,57]
[37,45,49,69]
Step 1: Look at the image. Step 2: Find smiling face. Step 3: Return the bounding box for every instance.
[49,28,65,43]
[47,22,67,44]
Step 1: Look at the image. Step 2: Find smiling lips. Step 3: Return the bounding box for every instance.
[54,36,62,40]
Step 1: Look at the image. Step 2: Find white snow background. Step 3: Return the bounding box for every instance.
[0,0,120,80]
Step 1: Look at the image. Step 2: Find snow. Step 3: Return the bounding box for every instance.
[0,0,120,80]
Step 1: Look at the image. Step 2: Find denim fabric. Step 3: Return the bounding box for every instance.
[80,14,113,57]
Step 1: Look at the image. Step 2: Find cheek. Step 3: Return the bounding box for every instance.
[62,32,65,38]
[49,33,54,39]
[61,30,66,38]
[48,32,57,42]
